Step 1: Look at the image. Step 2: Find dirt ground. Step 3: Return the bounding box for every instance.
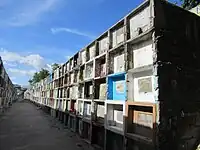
[0,101,95,150]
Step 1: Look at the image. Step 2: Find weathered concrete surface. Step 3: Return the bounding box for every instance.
[0,101,95,150]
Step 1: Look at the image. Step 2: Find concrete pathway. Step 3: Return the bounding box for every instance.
[0,101,95,150]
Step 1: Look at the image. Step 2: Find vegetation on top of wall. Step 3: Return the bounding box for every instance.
[51,63,59,71]
[181,0,200,10]
[28,69,50,86]
[28,63,61,86]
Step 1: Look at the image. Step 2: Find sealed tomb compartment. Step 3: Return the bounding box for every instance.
[85,61,94,80]
[126,104,156,143]
[77,99,84,116]
[78,83,84,99]
[80,50,86,65]
[95,54,106,78]
[108,73,126,101]
[87,44,96,61]
[129,39,153,69]
[129,2,152,39]
[108,46,125,75]
[94,78,106,100]
[111,23,126,48]
[127,70,156,103]
[97,35,109,55]
[69,72,74,85]
[74,70,79,83]
[106,102,124,132]
[70,86,78,100]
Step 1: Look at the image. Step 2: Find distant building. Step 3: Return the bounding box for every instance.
[14,84,27,101]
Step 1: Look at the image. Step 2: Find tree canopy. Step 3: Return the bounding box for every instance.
[181,0,200,10]
[28,69,50,85]
[51,63,59,71]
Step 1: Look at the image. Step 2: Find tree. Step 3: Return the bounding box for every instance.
[51,63,59,71]
[181,0,200,10]
[28,69,50,85]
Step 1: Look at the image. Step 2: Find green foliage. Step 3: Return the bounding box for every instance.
[28,69,50,85]
[181,0,200,10]
[51,63,59,71]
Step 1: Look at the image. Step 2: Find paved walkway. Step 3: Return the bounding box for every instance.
[0,101,94,150]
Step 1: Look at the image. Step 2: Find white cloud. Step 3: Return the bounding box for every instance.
[51,27,96,39]
[4,0,63,27]
[0,48,46,69]
[8,68,36,76]
[3,61,17,67]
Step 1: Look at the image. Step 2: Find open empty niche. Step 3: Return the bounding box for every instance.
[95,55,106,78]
[97,36,109,55]
[82,121,91,141]
[92,125,105,148]
[94,78,106,100]
[127,70,155,103]
[107,104,124,131]
[79,65,85,82]
[108,47,125,75]
[126,138,153,150]
[66,87,70,99]
[83,101,91,119]
[85,62,94,80]
[64,74,68,85]
[78,83,84,99]
[69,115,76,132]
[70,100,77,113]
[111,25,126,48]
[77,100,83,115]
[106,130,124,150]
[73,52,79,68]
[58,77,61,87]
[77,118,83,136]
[127,104,155,141]
[85,81,93,99]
